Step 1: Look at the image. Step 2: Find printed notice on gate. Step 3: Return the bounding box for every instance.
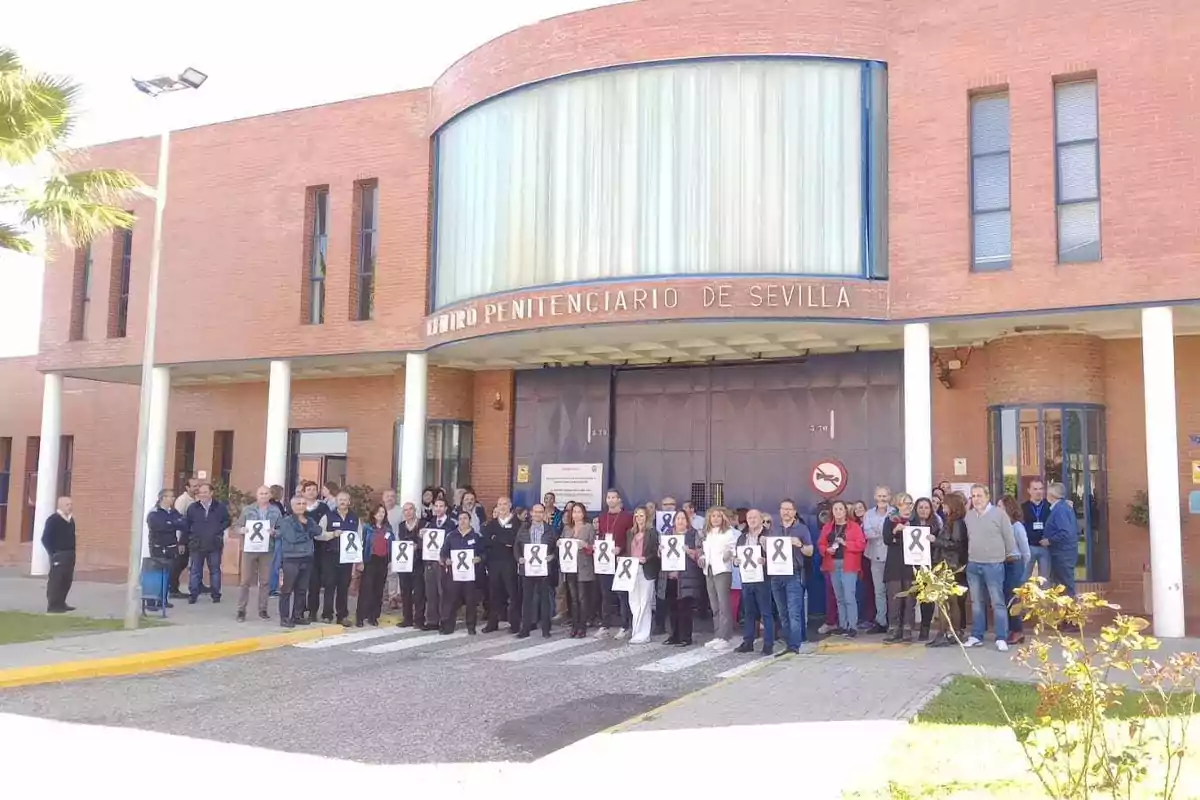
[243,520,270,553]
[540,463,604,511]
[524,543,549,577]
[902,526,932,568]
[765,536,793,576]
[391,540,414,573]
[421,528,444,562]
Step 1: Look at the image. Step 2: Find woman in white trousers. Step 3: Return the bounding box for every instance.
[626,507,660,644]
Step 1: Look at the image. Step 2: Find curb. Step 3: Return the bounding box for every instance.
[0,624,343,690]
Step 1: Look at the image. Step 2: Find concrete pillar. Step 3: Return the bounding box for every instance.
[263,360,291,488]
[30,373,63,576]
[903,323,933,500]
[140,367,171,558]
[1142,306,1185,637]
[399,353,428,506]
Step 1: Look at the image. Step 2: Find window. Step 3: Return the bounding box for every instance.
[174,431,196,493]
[212,431,234,487]
[1055,79,1101,262]
[0,437,11,540]
[970,92,1012,270]
[69,245,93,341]
[392,421,473,493]
[287,428,348,499]
[351,180,378,321]
[988,404,1108,581]
[108,226,133,338]
[58,435,73,497]
[22,436,37,542]
[303,186,329,325]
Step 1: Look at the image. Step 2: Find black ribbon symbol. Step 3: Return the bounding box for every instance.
[455,551,470,570]
[908,529,925,552]
[396,542,409,560]
[427,531,438,549]
[617,559,633,579]
[249,521,265,542]
[597,542,611,563]
[666,537,682,559]
[529,545,544,565]
[561,541,574,560]
[659,516,672,534]
[743,547,755,566]
[771,538,787,561]
[345,531,358,551]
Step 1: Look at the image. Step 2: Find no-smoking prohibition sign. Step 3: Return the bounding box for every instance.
[810,459,849,498]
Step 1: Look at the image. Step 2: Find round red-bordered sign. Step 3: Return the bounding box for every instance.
[810,459,849,498]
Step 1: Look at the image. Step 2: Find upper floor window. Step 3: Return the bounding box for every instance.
[970,92,1011,270]
[352,180,378,321]
[69,244,93,341]
[108,226,133,338]
[1055,79,1101,263]
[303,186,329,325]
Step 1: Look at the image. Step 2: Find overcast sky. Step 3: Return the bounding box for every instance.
[0,0,622,357]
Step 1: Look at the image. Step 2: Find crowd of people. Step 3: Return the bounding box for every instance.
[123,475,1080,655]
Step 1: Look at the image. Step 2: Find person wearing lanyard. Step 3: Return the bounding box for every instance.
[595,489,634,640]
[323,491,359,627]
[1022,480,1052,585]
[772,499,814,654]
[356,503,394,627]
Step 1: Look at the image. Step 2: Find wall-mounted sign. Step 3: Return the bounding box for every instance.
[953,458,967,476]
[540,463,603,510]
[516,464,530,484]
[1193,461,1200,486]
[810,459,848,498]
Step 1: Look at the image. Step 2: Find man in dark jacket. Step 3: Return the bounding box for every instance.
[184,482,231,603]
[517,503,560,638]
[146,489,186,610]
[481,495,520,632]
[1043,482,1080,598]
[278,496,319,627]
[439,510,485,635]
[322,491,359,626]
[42,496,77,613]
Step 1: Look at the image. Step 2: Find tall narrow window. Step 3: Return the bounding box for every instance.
[174,431,196,493]
[108,226,133,338]
[21,436,38,542]
[351,180,378,321]
[302,186,329,325]
[969,92,1011,270]
[0,437,11,541]
[212,430,234,487]
[69,244,93,341]
[58,435,74,497]
[1055,79,1101,262]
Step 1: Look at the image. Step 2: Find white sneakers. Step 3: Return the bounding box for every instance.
[614,628,629,640]
[996,640,1009,652]
[963,636,983,647]
[706,638,732,652]
[594,627,610,639]
[817,623,835,635]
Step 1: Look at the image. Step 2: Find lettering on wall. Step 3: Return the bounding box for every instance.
[426,281,855,337]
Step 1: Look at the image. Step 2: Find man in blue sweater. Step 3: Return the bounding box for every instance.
[1042,482,1080,597]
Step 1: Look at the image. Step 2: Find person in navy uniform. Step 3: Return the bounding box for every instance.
[146,488,187,610]
[323,490,360,627]
[439,510,484,635]
[481,495,520,632]
[422,499,456,631]
[517,503,560,639]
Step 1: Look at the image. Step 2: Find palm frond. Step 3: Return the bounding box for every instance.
[0,47,81,166]
[0,221,35,254]
[21,169,142,247]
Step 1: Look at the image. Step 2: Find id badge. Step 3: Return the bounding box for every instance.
[1032,522,1044,531]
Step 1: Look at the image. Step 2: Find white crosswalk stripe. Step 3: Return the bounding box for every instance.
[357,631,467,653]
[433,635,530,658]
[562,644,647,666]
[714,658,775,680]
[488,637,592,662]
[636,647,728,673]
[293,627,417,649]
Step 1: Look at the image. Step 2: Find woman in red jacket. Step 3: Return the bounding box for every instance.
[818,499,867,638]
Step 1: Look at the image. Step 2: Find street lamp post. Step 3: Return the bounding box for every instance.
[122,68,207,630]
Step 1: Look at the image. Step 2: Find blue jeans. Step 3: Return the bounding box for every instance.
[831,561,858,629]
[269,545,282,593]
[189,549,223,599]
[1003,558,1025,634]
[741,580,774,649]
[771,574,807,649]
[1050,550,1077,597]
[967,562,1008,640]
[1025,545,1051,585]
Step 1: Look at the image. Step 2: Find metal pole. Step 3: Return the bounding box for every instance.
[123,128,170,629]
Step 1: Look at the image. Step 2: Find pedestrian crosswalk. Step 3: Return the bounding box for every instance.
[289,626,796,676]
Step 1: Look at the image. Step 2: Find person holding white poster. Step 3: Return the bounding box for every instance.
[324,491,360,627]
[881,493,917,643]
[421,499,455,632]
[393,502,425,629]
[696,507,737,651]
[656,510,704,646]
[481,496,521,634]
[620,508,659,644]
[661,531,687,573]
[354,504,394,628]
[734,510,774,655]
[560,503,595,638]
[517,504,559,638]
[438,511,484,635]
[818,499,867,639]
[235,486,283,623]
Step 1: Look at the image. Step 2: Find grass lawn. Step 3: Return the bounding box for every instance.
[844,676,1200,799]
[0,611,165,645]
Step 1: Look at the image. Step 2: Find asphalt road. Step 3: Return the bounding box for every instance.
[0,623,771,764]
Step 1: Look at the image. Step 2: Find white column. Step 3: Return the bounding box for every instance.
[903,323,933,500]
[263,360,292,488]
[399,352,428,506]
[140,367,171,558]
[30,373,63,576]
[1142,306,1185,637]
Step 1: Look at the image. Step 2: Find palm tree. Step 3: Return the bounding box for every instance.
[0,47,143,254]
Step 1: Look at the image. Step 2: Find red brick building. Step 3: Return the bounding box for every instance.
[2,0,1199,632]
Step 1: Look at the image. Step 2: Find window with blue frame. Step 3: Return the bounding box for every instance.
[988,404,1108,581]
